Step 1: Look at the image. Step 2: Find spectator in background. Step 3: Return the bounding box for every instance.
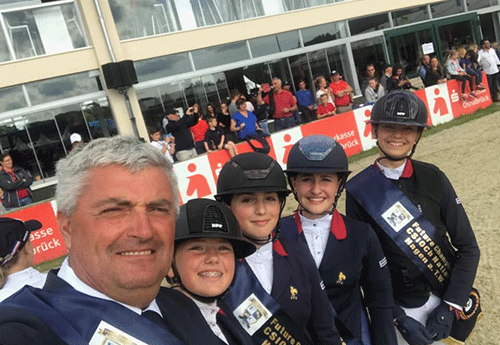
[206,103,217,118]
[424,56,448,87]
[417,55,430,81]
[283,81,301,125]
[248,88,270,136]
[228,89,241,116]
[462,49,485,90]
[386,64,412,92]
[149,126,175,163]
[295,79,316,123]
[0,218,46,302]
[164,107,198,162]
[329,70,354,113]
[231,98,269,154]
[478,38,500,101]
[360,63,377,96]
[204,117,238,157]
[316,93,336,119]
[217,102,237,143]
[69,133,83,152]
[258,77,297,131]
[446,49,476,99]
[379,64,393,91]
[0,153,33,210]
[365,77,385,103]
[315,76,334,104]
[189,103,209,155]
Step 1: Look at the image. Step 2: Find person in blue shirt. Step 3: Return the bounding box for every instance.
[295,79,316,123]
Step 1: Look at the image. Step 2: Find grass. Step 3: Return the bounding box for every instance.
[348,103,500,164]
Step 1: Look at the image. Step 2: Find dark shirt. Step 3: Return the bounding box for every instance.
[204,126,225,150]
[165,114,198,151]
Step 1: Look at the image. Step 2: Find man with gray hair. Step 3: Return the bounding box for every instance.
[0,136,184,344]
[257,77,297,131]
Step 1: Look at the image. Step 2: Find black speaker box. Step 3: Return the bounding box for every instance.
[101,60,138,89]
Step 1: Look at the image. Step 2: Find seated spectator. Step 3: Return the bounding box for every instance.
[446,49,476,99]
[316,93,336,119]
[295,79,316,123]
[189,103,209,155]
[315,76,334,104]
[329,70,354,113]
[217,102,238,143]
[149,126,175,163]
[365,77,385,103]
[379,64,392,91]
[204,117,238,157]
[461,49,485,90]
[164,107,198,162]
[0,217,46,302]
[0,153,33,210]
[360,63,377,96]
[386,63,412,92]
[206,103,218,118]
[165,198,255,345]
[228,89,241,116]
[424,56,448,87]
[231,98,269,154]
[417,55,430,81]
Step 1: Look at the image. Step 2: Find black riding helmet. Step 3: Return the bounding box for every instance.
[286,135,350,213]
[174,198,256,259]
[168,199,256,301]
[369,91,429,161]
[214,152,291,245]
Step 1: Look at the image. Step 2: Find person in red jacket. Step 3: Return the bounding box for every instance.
[329,70,354,113]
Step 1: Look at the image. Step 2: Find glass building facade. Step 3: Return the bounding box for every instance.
[0,0,499,196]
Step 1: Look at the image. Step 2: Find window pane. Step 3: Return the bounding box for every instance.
[135,53,192,82]
[24,71,102,106]
[81,98,117,139]
[288,53,312,87]
[467,0,499,10]
[1,3,88,61]
[137,82,186,129]
[430,0,465,19]
[183,77,207,112]
[191,42,250,70]
[249,30,301,58]
[0,28,12,63]
[307,49,329,79]
[351,37,386,91]
[392,6,429,26]
[267,58,293,88]
[301,21,347,47]
[349,13,390,35]
[0,86,27,112]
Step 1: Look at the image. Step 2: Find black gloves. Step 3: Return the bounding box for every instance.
[395,314,434,345]
[426,302,455,341]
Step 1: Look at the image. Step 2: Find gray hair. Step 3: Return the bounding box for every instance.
[55,135,179,216]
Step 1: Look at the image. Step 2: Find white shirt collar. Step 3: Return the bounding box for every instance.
[57,258,162,316]
[376,160,406,180]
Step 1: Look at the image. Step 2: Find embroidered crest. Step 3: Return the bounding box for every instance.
[290,286,298,300]
[233,293,271,335]
[90,320,148,345]
[381,202,414,232]
[379,257,387,268]
[336,272,346,284]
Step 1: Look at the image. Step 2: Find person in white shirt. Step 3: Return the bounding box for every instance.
[0,217,46,302]
[477,38,500,101]
[149,126,175,163]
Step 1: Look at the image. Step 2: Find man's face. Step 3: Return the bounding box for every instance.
[58,165,176,305]
[272,79,282,91]
[367,66,375,77]
[484,40,490,49]
[424,55,430,64]
[385,67,393,76]
[299,81,306,90]
[332,74,340,82]
[1,155,13,170]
